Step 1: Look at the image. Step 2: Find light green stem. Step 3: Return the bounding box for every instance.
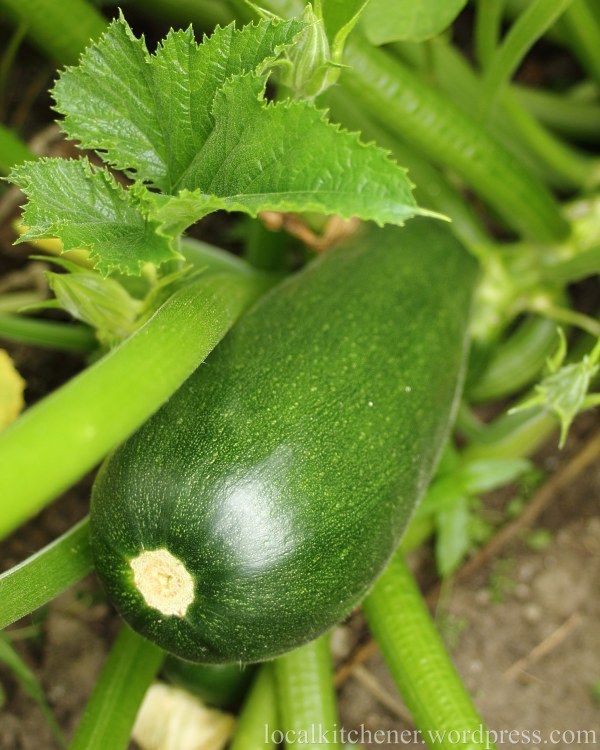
[475,0,505,68]
[0,314,97,353]
[275,634,341,750]
[501,90,600,190]
[0,518,92,631]
[363,554,497,750]
[515,84,600,143]
[0,272,269,539]
[69,625,163,750]
[562,0,600,87]
[128,0,232,29]
[231,0,569,243]
[479,0,575,120]
[230,665,279,750]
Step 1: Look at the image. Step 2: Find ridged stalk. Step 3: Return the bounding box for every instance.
[275,635,341,750]
[364,555,497,750]
[0,272,270,539]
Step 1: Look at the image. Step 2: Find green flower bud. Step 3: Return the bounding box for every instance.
[281,5,339,99]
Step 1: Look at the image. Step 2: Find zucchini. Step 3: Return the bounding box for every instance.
[162,658,255,708]
[90,220,476,663]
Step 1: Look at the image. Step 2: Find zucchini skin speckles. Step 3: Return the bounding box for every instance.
[90,219,477,663]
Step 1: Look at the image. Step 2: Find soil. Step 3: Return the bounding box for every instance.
[337,438,600,749]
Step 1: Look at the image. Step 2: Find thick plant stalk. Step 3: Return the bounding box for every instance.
[275,634,341,750]
[0,0,106,65]
[389,36,595,190]
[0,271,270,539]
[340,36,569,242]
[230,665,279,750]
[515,85,600,143]
[325,87,490,250]
[69,625,163,750]
[363,554,497,750]
[0,517,92,630]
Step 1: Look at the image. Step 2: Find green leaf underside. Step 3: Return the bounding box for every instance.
[361,0,468,44]
[52,16,307,192]
[11,159,175,275]
[13,14,423,274]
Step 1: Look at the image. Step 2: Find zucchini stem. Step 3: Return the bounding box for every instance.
[69,625,164,750]
[0,272,271,540]
[478,0,576,121]
[0,517,92,630]
[0,123,35,174]
[230,665,279,750]
[363,554,498,750]
[275,634,341,750]
[0,0,106,66]
[0,313,97,353]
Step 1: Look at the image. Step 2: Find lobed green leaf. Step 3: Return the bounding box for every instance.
[146,72,427,235]
[11,158,176,275]
[13,12,426,275]
[52,15,306,193]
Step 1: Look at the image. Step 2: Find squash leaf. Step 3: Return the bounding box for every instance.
[144,72,422,235]
[12,159,174,275]
[11,13,425,275]
[361,0,468,44]
[52,15,306,193]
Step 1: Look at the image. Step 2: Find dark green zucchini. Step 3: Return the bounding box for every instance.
[90,219,477,663]
[162,658,255,708]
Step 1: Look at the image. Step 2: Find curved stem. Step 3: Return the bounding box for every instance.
[0,123,35,174]
[127,0,232,29]
[0,291,47,313]
[245,219,288,272]
[230,665,279,750]
[501,90,600,190]
[515,84,600,143]
[275,634,341,750]
[0,271,271,540]
[325,86,490,250]
[474,0,505,69]
[0,313,97,353]
[363,554,497,750]
[527,300,600,337]
[562,0,600,88]
[479,0,575,121]
[232,0,570,244]
[0,518,92,630]
[69,625,164,750]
